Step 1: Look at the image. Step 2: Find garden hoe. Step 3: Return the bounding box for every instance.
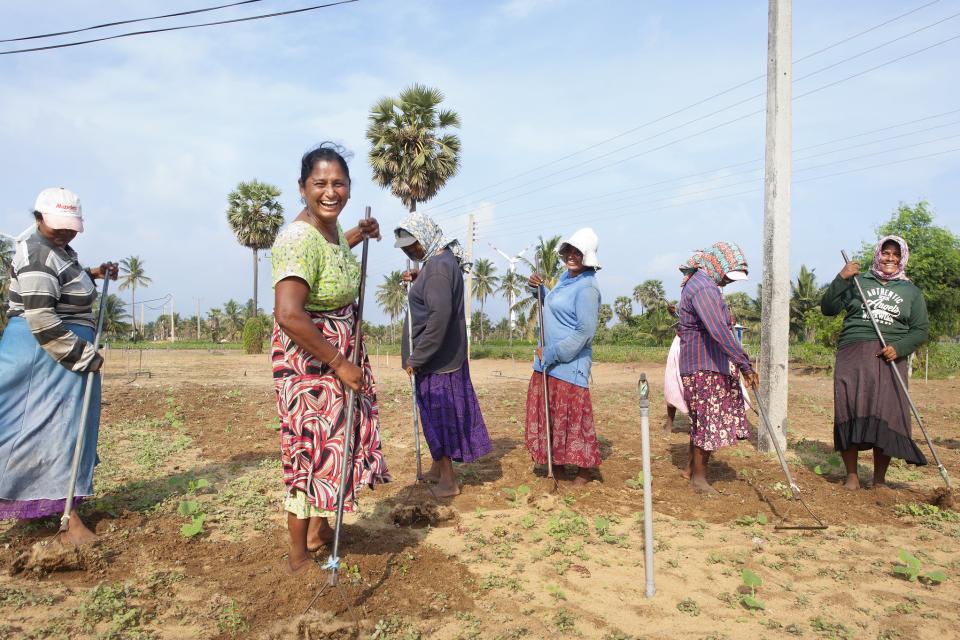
[316,207,372,622]
[58,276,111,541]
[535,275,557,490]
[405,259,424,482]
[841,251,952,498]
[750,386,827,531]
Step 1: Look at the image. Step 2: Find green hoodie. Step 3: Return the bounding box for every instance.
[820,271,929,357]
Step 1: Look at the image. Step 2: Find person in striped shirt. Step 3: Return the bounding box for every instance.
[677,242,758,495]
[0,187,116,545]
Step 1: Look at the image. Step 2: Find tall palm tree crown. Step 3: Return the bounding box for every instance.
[366,84,462,212]
[227,180,284,317]
[470,258,499,341]
[118,256,152,335]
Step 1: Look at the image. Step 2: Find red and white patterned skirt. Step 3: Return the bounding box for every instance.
[271,305,390,512]
[524,372,602,468]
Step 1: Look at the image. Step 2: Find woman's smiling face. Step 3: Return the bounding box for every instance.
[299,159,350,225]
[560,244,586,276]
[878,240,902,277]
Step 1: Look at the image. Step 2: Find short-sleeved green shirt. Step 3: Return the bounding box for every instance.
[271,221,360,312]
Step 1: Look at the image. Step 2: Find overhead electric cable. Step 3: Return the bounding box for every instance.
[0,0,267,43]
[429,31,960,222]
[424,1,947,211]
[0,0,358,55]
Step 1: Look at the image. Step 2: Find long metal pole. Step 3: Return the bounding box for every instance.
[759,0,792,454]
[405,259,423,481]
[841,251,951,489]
[464,213,474,358]
[327,206,373,585]
[536,284,554,479]
[638,373,655,598]
[60,278,110,532]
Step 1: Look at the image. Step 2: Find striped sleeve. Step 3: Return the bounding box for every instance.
[17,260,99,372]
[691,285,752,374]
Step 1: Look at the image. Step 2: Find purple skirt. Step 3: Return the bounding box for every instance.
[415,360,492,463]
[0,497,83,520]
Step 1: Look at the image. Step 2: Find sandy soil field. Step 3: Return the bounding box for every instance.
[2,349,959,639]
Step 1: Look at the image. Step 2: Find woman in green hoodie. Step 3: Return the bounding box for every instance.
[821,235,929,490]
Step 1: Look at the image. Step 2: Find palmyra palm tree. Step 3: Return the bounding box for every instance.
[226,180,284,317]
[366,84,461,212]
[119,256,152,336]
[470,258,499,342]
[632,279,666,315]
[375,270,408,342]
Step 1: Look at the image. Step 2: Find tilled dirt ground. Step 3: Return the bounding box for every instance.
[1,350,959,639]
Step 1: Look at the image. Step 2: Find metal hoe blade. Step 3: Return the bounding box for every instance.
[751,386,827,531]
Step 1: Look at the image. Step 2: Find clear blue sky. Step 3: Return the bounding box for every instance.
[2,0,958,324]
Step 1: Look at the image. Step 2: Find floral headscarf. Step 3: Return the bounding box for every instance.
[394,211,470,273]
[679,241,748,286]
[871,235,909,281]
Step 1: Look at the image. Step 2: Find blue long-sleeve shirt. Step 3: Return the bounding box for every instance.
[531,270,601,388]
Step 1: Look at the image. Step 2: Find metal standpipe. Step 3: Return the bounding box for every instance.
[638,373,655,598]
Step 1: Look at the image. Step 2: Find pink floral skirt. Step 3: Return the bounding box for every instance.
[524,373,602,468]
[681,370,750,451]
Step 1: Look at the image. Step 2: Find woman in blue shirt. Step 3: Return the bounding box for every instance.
[524,228,603,485]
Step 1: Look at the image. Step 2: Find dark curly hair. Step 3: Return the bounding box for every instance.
[299,142,352,186]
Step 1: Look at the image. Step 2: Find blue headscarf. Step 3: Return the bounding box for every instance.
[394,211,470,273]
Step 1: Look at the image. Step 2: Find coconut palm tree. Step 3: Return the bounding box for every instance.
[226,180,284,317]
[790,265,821,342]
[366,84,462,212]
[375,270,408,342]
[498,270,525,343]
[118,256,152,336]
[513,235,564,332]
[207,307,223,342]
[222,299,244,341]
[95,294,128,337]
[470,258,499,342]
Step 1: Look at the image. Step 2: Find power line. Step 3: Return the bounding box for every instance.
[0,0,358,55]
[475,146,960,245]
[476,133,960,238]
[424,1,948,214]
[429,29,960,223]
[0,0,267,43]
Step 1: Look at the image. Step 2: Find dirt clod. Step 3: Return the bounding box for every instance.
[389,502,457,526]
[9,539,88,575]
[261,611,365,640]
[930,487,955,509]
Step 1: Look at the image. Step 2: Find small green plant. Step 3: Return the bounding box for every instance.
[677,597,700,616]
[520,514,536,529]
[217,600,249,636]
[739,568,766,610]
[553,609,576,632]
[734,512,768,527]
[546,583,566,601]
[625,472,644,490]
[503,484,531,506]
[892,549,947,584]
[177,477,211,538]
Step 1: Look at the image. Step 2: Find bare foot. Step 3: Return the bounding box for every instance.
[871,480,889,490]
[689,478,719,495]
[662,419,674,432]
[841,474,861,490]
[681,464,691,481]
[430,481,461,498]
[422,461,442,483]
[285,553,315,576]
[306,519,334,552]
[59,512,99,547]
[572,468,592,486]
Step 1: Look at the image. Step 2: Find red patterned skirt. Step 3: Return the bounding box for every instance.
[271,305,390,513]
[524,372,601,468]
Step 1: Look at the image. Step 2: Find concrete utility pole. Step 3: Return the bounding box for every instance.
[464,213,475,359]
[170,296,176,342]
[759,0,792,453]
[196,297,201,339]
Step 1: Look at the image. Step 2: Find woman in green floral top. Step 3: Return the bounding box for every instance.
[271,143,390,575]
